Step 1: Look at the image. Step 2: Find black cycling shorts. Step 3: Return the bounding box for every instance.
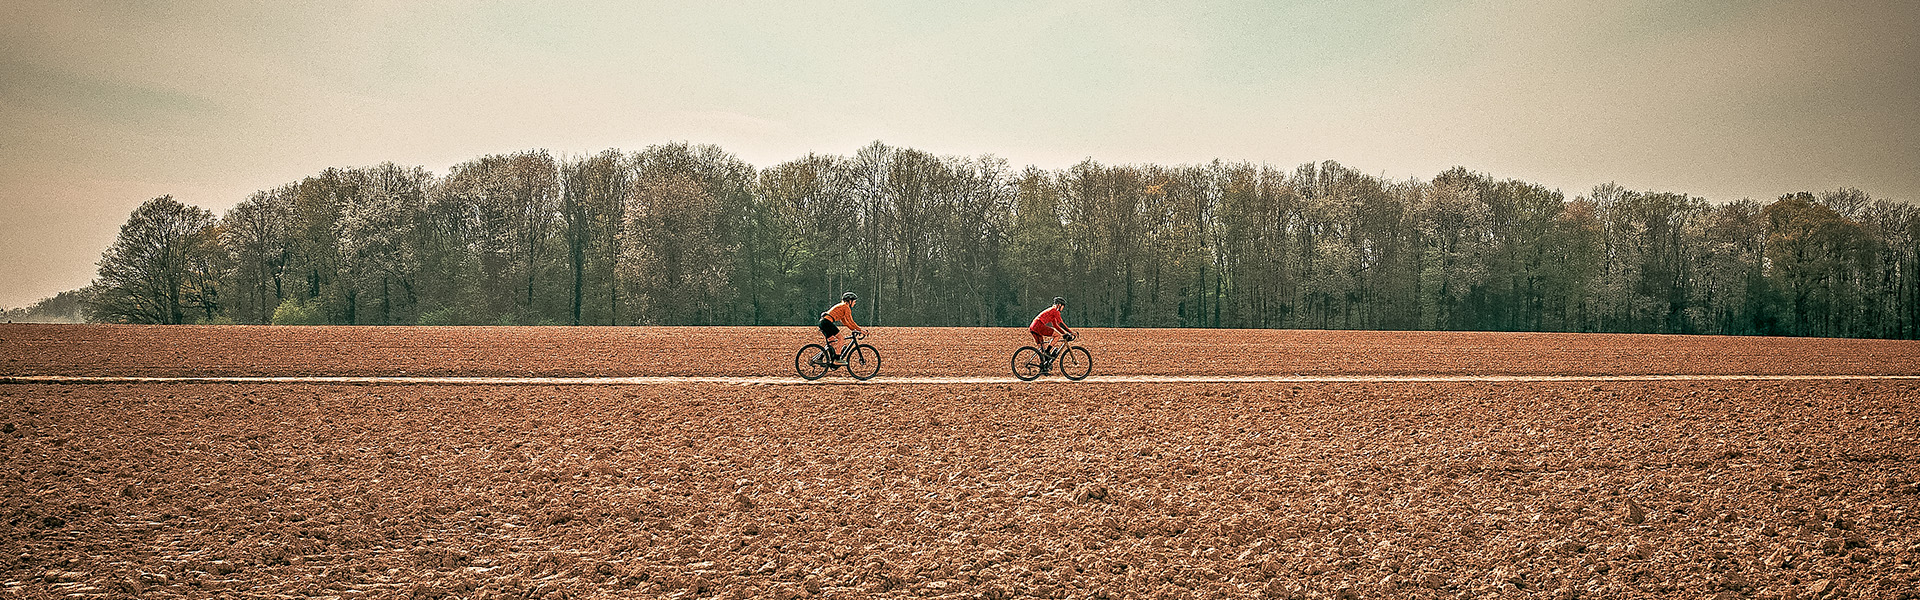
[819,317,839,338]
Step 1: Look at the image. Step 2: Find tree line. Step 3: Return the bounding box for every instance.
[65,141,1920,339]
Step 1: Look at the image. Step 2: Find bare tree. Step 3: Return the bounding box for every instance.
[621,143,754,325]
[560,150,631,325]
[92,196,224,324]
[221,186,295,323]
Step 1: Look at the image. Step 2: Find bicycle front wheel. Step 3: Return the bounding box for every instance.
[1059,346,1092,380]
[795,344,830,380]
[1011,346,1044,381]
[847,344,882,380]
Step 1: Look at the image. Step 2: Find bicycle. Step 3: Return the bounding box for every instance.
[1011,332,1091,381]
[795,330,882,380]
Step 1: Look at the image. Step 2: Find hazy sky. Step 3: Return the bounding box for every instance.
[3,0,1917,309]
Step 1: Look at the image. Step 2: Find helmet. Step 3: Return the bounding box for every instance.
[842,292,858,302]
[1053,296,1065,306]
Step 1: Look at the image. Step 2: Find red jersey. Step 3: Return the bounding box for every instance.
[1030,305,1065,331]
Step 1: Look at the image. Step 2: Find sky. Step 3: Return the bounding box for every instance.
[3,0,1917,309]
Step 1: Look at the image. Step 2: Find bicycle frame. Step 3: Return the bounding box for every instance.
[1042,334,1075,365]
[831,330,866,360]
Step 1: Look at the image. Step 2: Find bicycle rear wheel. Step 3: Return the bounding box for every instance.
[1011,346,1044,381]
[1059,346,1092,380]
[795,344,830,380]
[847,344,882,380]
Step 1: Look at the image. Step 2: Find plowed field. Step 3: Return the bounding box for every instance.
[3,325,1919,599]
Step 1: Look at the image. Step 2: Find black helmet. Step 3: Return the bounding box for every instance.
[1053,296,1065,306]
[843,291,858,302]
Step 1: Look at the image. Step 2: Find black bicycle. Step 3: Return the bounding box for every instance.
[795,330,881,380]
[1011,333,1091,381]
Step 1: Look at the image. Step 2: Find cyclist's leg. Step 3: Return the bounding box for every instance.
[1032,325,1055,353]
[820,319,842,364]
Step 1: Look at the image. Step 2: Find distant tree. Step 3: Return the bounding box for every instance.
[559,150,631,325]
[935,155,1015,326]
[23,288,97,323]
[1215,163,1298,328]
[500,152,564,323]
[1764,193,1873,336]
[857,149,1019,326]
[1874,198,1919,338]
[761,153,860,324]
[417,166,486,324]
[337,164,432,324]
[1816,187,1873,221]
[1906,206,1920,338]
[1134,165,1214,328]
[1418,169,1495,329]
[91,196,225,324]
[1840,191,1915,338]
[1544,198,1605,331]
[221,186,296,323]
[234,165,435,325]
[1691,199,1769,334]
[434,151,563,324]
[621,143,753,325]
[1350,174,1419,330]
[286,169,353,322]
[64,141,1920,338]
[1590,186,1709,332]
[1058,160,1151,327]
[846,142,894,326]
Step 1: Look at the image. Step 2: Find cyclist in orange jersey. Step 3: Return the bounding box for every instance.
[819,292,865,365]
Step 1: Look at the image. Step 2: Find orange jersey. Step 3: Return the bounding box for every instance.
[823,301,859,330]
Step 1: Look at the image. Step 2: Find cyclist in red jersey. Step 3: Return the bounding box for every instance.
[1029,297,1076,357]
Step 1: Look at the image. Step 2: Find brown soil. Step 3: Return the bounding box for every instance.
[3,325,1918,599]
[4,324,1919,379]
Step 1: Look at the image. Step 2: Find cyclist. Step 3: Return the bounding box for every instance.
[819,292,866,365]
[1029,297,1077,361]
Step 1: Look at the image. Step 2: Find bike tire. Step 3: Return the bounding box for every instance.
[1060,346,1092,380]
[847,344,882,380]
[795,344,831,380]
[1011,346,1044,381]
